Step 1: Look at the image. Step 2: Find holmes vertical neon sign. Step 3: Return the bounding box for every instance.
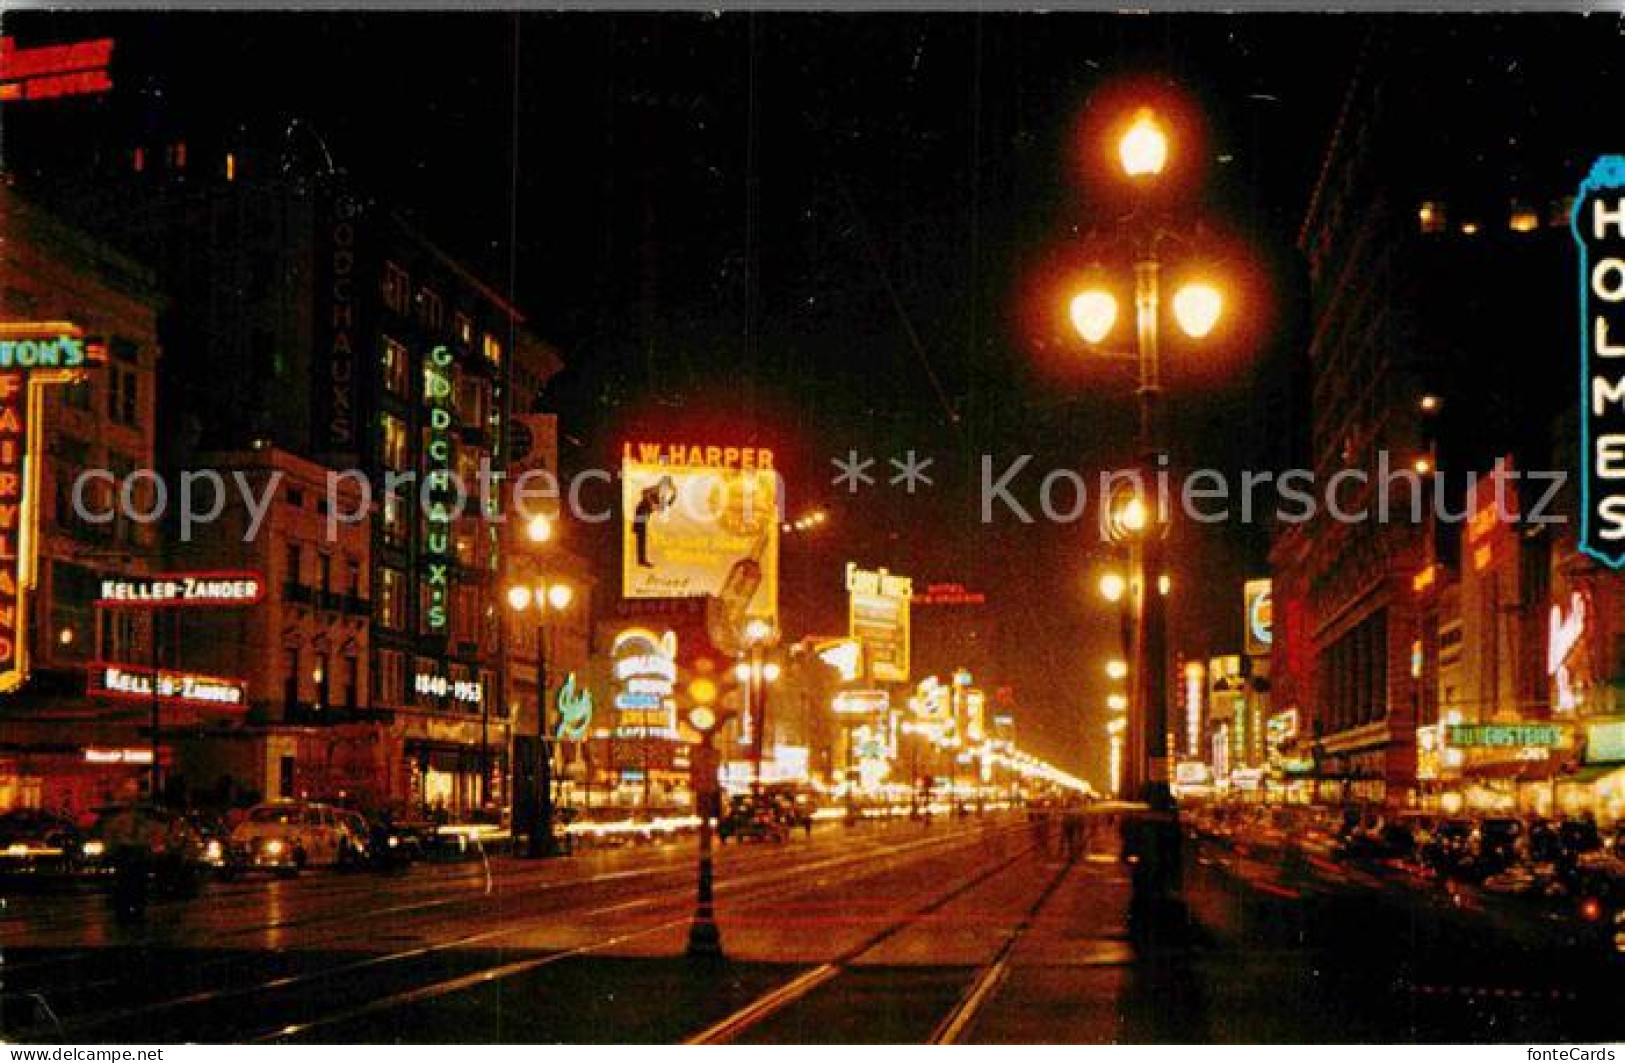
[1576,156,1625,567]
[424,344,454,632]
[0,323,98,692]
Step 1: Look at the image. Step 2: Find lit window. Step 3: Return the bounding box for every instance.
[225,153,236,182]
[382,262,411,314]
[1509,202,1539,233]
[381,413,409,472]
[1459,221,1480,235]
[481,333,503,366]
[132,147,145,173]
[1418,201,1446,234]
[381,336,409,396]
[454,312,473,347]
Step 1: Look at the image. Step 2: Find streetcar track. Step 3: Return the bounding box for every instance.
[685,836,1038,1045]
[243,824,1019,1044]
[16,822,1006,1042]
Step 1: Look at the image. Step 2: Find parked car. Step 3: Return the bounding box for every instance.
[0,809,83,879]
[83,804,211,897]
[227,800,371,876]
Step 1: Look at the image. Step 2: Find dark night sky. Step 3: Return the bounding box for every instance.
[8,11,1375,784]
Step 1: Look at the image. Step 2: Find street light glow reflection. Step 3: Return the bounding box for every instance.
[1099,571,1127,603]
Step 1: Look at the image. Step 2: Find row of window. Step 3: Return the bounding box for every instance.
[380,261,504,368]
[1417,197,1574,236]
[373,565,484,643]
[284,543,364,597]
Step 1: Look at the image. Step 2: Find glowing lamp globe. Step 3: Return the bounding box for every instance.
[1070,289,1118,345]
[1173,282,1222,339]
[1119,109,1168,178]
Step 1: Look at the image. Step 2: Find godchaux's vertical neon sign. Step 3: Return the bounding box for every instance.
[1576,156,1625,568]
[424,344,454,632]
[0,323,100,692]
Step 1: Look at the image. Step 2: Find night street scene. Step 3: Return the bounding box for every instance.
[1,4,1625,1049]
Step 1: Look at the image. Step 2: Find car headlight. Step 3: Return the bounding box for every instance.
[205,840,222,859]
[387,835,399,848]
[82,840,105,858]
[264,839,285,856]
[7,842,28,856]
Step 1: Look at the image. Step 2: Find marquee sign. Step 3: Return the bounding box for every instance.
[1243,579,1273,657]
[1576,156,1625,567]
[97,572,264,608]
[0,323,100,694]
[0,36,113,103]
[90,663,247,708]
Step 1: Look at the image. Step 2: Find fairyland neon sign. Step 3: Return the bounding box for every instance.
[0,323,99,693]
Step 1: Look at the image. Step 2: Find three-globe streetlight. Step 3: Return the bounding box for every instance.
[1071,104,1226,811]
[505,512,575,859]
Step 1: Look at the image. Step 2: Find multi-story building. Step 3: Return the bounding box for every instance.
[162,446,379,808]
[13,115,569,814]
[1277,24,1594,809]
[0,185,163,814]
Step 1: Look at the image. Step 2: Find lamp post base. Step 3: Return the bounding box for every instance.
[686,918,724,959]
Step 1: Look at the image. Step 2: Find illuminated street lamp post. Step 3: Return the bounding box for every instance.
[737,619,780,787]
[506,570,573,859]
[684,678,727,959]
[1071,105,1223,812]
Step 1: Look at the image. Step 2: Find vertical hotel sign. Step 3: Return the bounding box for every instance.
[1577,156,1625,566]
[0,323,99,692]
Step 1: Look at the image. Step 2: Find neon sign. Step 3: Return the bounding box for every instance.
[0,37,113,103]
[91,663,246,707]
[611,628,677,737]
[424,344,454,632]
[1447,723,1568,749]
[1575,156,1625,566]
[1243,579,1273,656]
[0,323,99,693]
[97,572,264,608]
[413,671,483,705]
[555,673,593,741]
[1548,590,1588,713]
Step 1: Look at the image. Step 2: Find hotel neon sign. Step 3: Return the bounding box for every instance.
[1576,156,1625,566]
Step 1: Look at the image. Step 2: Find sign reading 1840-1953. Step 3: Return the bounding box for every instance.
[1575,156,1625,566]
[0,323,101,693]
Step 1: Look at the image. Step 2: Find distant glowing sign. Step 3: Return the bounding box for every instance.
[1577,156,1625,566]
[1548,590,1590,714]
[912,582,986,606]
[621,442,780,635]
[612,628,677,737]
[0,37,113,103]
[833,689,890,715]
[555,673,594,742]
[97,572,264,608]
[0,323,100,693]
[1243,579,1272,657]
[847,564,912,684]
[91,664,246,708]
[1585,720,1625,764]
[424,345,454,632]
[84,747,154,765]
[1446,723,1569,749]
[816,638,863,682]
[1183,661,1204,758]
[413,671,484,705]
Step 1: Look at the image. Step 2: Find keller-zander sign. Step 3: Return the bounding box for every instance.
[0,323,101,693]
